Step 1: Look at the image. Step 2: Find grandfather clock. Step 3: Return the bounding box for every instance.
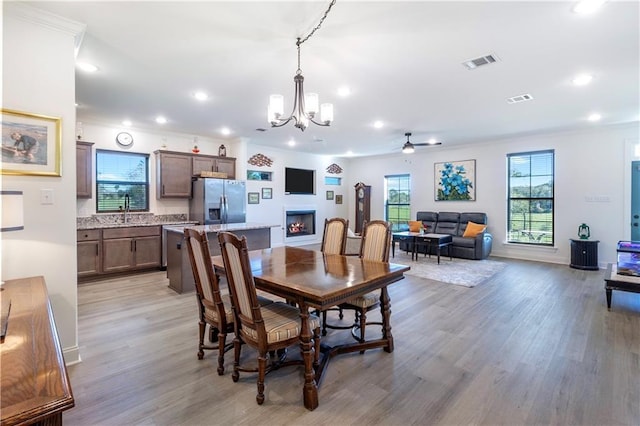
[354,182,371,234]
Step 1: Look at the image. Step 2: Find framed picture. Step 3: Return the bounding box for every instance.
[1,109,62,176]
[248,192,260,204]
[261,187,272,199]
[434,159,476,201]
[335,194,343,204]
[326,190,334,200]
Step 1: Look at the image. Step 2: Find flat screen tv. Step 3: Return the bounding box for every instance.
[285,167,315,195]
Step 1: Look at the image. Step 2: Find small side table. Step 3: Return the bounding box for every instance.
[570,239,599,270]
[604,263,640,309]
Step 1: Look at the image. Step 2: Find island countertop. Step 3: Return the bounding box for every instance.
[163,222,280,234]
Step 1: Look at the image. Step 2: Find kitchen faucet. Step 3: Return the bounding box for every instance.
[123,193,130,223]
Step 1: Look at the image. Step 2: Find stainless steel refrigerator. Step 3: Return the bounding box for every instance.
[189,178,246,224]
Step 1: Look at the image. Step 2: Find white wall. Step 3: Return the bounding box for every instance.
[1,5,85,362]
[347,123,640,266]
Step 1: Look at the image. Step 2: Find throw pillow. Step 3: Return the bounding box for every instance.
[408,220,422,232]
[463,221,486,238]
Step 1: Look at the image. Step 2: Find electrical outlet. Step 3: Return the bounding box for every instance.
[41,189,54,205]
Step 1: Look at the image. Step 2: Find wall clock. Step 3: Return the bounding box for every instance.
[116,132,133,147]
[354,182,371,234]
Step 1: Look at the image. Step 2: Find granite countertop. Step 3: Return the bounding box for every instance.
[163,223,280,234]
[77,213,198,230]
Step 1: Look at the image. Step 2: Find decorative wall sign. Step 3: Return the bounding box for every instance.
[326,163,343,174]
[434,159,476,201]
[262,187,272,199]
[1,109,62,176]
[248,153,273,167]
[335,194,343,204]
[326,190,334,200]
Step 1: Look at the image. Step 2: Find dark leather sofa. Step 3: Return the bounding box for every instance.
[399,211,493,260]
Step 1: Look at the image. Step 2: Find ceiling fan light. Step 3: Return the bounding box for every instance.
[402,142,415,154]
[320,103,333,124]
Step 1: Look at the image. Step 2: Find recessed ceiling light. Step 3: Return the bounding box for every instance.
[373,120,384,129]
[346,150,354,156]
[572,0,607,14]
[337,86,351,97]
[287,139,296,147]
[77,62,98,72]
[572,74,593,86]
[588,113,602,121]
[220,127,231,136]
[193,91,209,101]
[156,116,167,124]
[122,120,132,126]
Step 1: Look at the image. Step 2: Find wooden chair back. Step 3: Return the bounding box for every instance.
[184,228,226,325]
[217,231,266,344]
[321,217,348,255]
[360,220,392,262]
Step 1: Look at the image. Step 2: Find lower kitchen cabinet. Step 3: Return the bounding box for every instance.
[77,229,101,277]
[78,226,161,278]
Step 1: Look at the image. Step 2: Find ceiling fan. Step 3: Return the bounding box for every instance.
[401,132,442,154]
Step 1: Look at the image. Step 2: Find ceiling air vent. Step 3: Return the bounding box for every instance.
[462,54,498,70]
[506,94,534,104]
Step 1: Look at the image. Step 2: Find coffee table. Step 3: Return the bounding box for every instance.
[604,263,640,309]
[391,231,421,258]
[413,233,453,264]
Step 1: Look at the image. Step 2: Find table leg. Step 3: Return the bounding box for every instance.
[436,246,441,264]
[392,239,396,258]
[298,301,319,410]
[379,286,394,353]
[606,288,612,309]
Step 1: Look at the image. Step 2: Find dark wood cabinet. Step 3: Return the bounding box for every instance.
[570,239,599,270]
[102,226,161,273]
[192,156,236,179]
[155,151,193,198]
[76,141,94,198]
[156,150,237,199]
[78,226,161,278]
[77,229,101,276]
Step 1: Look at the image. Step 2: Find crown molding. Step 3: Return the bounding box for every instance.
[4,2,87,57]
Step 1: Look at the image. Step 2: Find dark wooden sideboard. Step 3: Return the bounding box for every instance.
[0,276,75,425]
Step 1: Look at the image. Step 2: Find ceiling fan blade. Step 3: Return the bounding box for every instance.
[413,142,442,146]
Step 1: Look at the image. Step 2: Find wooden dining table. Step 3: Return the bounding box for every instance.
[211,245,410,411]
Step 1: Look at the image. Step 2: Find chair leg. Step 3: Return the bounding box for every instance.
[197,320,206,360]
[313,327,321,370]
[217,332,226,375]
[256,353,267,405]
[232,336,241,382]
[358,308,366,354]
[338,306,344,320]
[321,310,328,336]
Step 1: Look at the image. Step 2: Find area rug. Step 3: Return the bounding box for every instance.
[391,251,506,287]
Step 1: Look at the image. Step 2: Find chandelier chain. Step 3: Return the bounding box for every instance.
[297,0,337,47]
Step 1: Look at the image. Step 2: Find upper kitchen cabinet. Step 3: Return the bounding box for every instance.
[192,155,236,179]
[76,141,94,198]
[155,151,193,198]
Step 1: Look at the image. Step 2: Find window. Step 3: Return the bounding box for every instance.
[385,174,411,232]
[96,150,149,212]
[507,150,554,245]
[324,176,342,186]
[247,170,272,181]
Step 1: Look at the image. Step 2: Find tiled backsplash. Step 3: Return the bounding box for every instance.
[77,213,190,228]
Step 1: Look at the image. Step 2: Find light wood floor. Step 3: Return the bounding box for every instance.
[66,257,640,425]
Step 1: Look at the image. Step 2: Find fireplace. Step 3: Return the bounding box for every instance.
[286,210,316,238]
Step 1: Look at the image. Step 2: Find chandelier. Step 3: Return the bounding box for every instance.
[268,0,336,131]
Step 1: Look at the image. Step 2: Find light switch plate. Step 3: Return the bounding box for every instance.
[41,189,54,205]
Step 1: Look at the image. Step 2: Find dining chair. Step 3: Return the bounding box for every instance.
[321,220,392,346]
[320,217,349,255]
[184,228,236,375]
[217,231,321,405]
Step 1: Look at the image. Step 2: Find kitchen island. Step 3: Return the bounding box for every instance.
[164,223,278,293]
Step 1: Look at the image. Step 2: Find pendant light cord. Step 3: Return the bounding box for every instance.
[295,0,337,73]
